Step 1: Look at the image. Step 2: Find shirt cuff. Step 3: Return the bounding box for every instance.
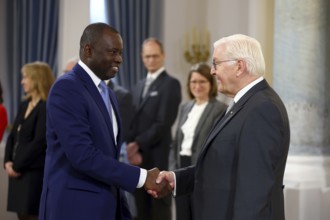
[137,168,147,188]
[171,171,177,197]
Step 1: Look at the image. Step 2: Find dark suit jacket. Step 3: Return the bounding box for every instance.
[170,98,227,169]
[129,70,181,170]
[108,81,133,143]
[175,80,290,220]
[4,99,46,213]
[39,64,140,220]
[5,99,47,172]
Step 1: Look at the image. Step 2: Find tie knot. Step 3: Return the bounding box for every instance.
[226,101,235,114]
[99,81,107,91]
[146,77,153,84]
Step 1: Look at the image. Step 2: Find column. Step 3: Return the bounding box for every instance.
[273,1,330,219]
[273,0,330,155]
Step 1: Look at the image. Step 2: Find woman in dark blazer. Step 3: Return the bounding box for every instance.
[4,61,54,220]
[170,63,227,220]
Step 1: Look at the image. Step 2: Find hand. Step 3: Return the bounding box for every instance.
[147,171,175,198]
[4,161,21,178]
[128,152,142,165]
[127,142,139,157]
[144,168,173,198]
[127,142,142,165]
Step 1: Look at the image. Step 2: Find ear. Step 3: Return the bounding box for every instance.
[235,59,246,77]
[83,44,92,58]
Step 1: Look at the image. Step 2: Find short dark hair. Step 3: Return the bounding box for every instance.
[79,23,119,55]
[186,63,218,99]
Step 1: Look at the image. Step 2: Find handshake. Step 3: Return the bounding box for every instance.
[143,167,174,198]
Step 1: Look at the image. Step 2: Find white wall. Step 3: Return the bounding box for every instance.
[58,0,90,75]
[163,0,274,102]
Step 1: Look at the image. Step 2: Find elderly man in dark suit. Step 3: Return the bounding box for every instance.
[150,34,290,220]
[127,38,181,220]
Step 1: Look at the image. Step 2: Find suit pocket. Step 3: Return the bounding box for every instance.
[67,178,101,193]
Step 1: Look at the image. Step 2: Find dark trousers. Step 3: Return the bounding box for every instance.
[175,155,192,220]
[134,188,172,220]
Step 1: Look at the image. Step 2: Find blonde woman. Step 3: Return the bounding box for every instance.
[4,61,54,220]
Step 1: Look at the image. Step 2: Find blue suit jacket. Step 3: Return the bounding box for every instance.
[39,64,140,220]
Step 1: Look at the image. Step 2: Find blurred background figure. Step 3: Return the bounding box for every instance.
[62,57,79,74]
[169,63,227,220]
[3,61,55,220]
[0,81,8,142]
[107,80,134,144]
[127,38,182,220]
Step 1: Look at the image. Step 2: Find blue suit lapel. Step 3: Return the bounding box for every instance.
[73,64,116,146]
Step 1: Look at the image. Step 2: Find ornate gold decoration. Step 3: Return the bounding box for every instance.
[184,28,210,64]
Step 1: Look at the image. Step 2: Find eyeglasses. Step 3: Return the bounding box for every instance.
[211,59,237,70]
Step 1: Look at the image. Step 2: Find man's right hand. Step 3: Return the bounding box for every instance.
[144,168,173,198]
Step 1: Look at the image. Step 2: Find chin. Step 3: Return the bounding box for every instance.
[106,72,117,79]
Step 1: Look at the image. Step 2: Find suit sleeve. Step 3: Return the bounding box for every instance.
[174,165,195,196]
[233,101,286,219]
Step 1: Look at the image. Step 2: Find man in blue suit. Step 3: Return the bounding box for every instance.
[39,23,166,220]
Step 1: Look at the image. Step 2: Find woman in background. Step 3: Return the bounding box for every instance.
[170,63,227,220]
[0,81,8,142]
[4,61,55,220]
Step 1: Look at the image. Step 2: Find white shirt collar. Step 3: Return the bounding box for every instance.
[147,67,165,80]
[233,77,264,103]
[78,60,103,90]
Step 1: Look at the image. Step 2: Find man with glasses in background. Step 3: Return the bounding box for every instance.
[127,38,181,220]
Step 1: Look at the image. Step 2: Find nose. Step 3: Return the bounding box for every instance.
[114,54,122,63]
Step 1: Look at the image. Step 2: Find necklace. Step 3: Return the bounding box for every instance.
[24,98,40,118]
[30,98,40,108]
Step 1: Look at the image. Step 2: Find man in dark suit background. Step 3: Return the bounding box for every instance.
[39,23,166,220]
[127,38,181,220]
[107,80,133,143]
[151,34,290,220]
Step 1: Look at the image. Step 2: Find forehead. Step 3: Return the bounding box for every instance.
[213,44,226,59]
[191,71,206,79]
[142,42,162,54]
[97,30,123,49]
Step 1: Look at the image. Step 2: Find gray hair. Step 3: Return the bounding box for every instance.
[214,34,265,76]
